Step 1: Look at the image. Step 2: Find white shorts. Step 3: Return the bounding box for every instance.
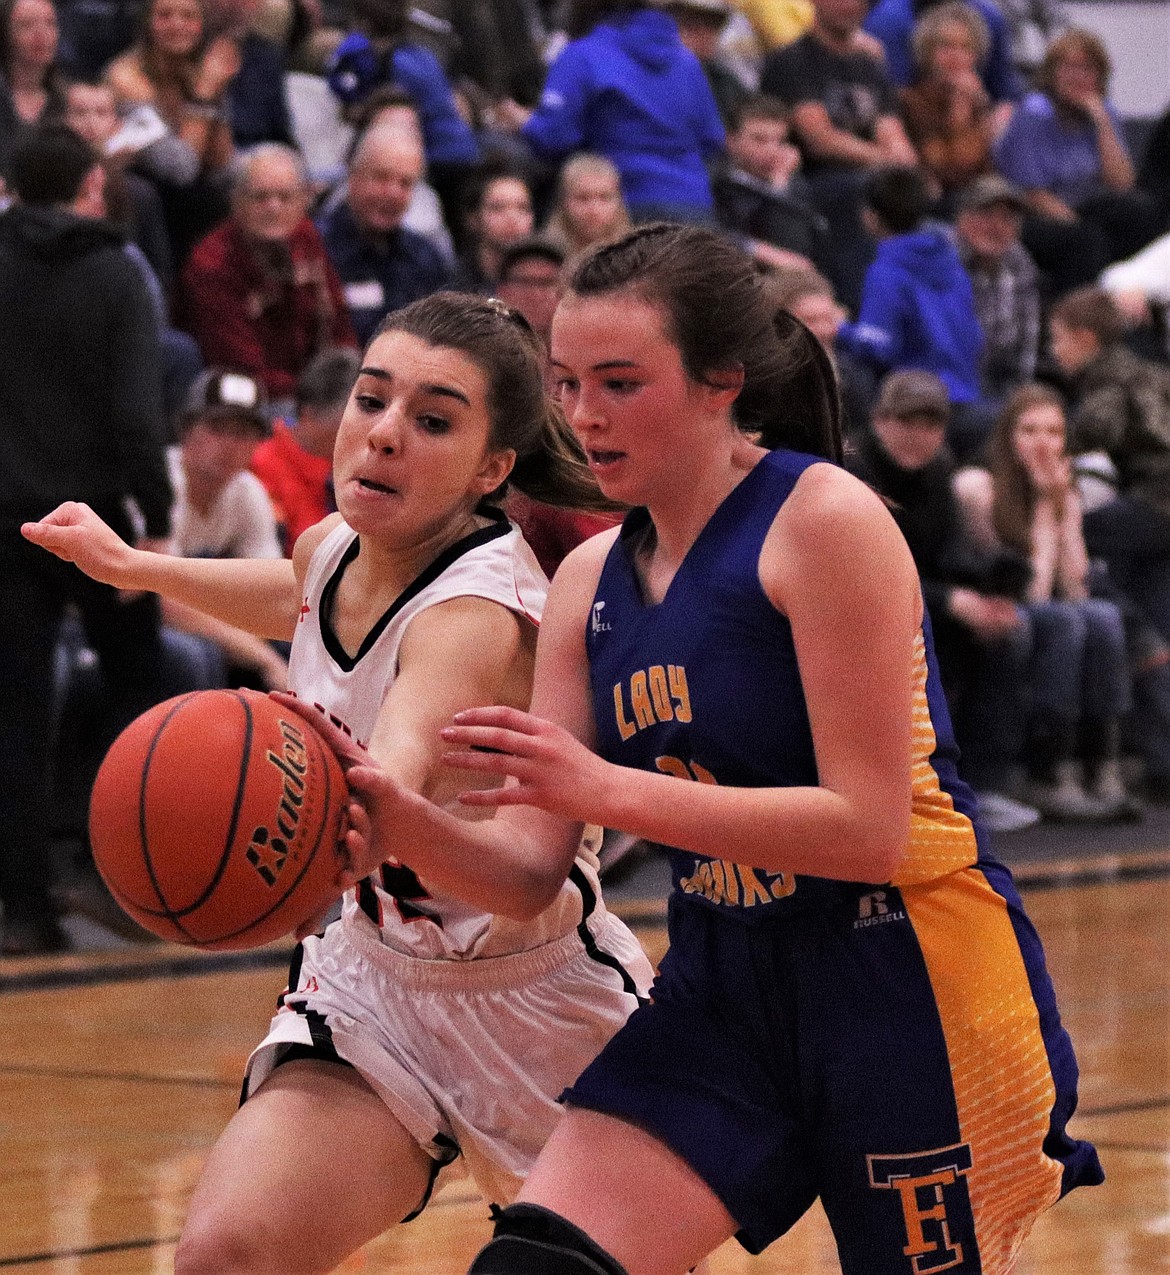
[244,908,653,1210]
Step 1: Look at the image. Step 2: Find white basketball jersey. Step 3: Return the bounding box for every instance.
[289,511,608,960]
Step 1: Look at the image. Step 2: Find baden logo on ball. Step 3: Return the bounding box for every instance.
[246,719,311,887]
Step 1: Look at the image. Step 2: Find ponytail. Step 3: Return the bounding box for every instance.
[752,309,844,464]
[505,400,623,514]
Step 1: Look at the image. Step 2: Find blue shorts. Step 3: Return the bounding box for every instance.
[563,863,1102,1272]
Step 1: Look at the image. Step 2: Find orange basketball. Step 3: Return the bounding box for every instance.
[88,689,348,950]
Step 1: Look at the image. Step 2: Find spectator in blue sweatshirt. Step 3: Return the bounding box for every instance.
[327,0,480,232]
[836,165,993,457]
[495,0,726,224]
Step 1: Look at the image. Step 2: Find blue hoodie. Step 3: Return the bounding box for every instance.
[521,9,725,215]
[837,227,984,402]
[328,36,480,168]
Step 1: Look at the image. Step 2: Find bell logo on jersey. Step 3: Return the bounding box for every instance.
[591,600,612,634]
[867,1144,975,1273]
[613,664,692,740]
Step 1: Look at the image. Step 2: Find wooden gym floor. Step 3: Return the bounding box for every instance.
[2,832,1169,1273]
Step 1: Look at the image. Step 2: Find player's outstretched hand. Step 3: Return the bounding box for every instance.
[21,502,141,588]
[440,706,610,823]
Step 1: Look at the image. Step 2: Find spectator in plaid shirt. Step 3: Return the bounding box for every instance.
[953,175,1042,403]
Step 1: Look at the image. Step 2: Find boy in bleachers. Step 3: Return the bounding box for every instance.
[845,370,1039,830]
[712,93,829,273]
[836,164,992,458]
[1052,287,1170,647]
[760,0,917,308]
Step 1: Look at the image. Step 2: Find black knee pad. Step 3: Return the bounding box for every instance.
[468,1203,629,1275]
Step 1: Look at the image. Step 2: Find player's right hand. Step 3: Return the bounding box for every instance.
[21,502,141,589]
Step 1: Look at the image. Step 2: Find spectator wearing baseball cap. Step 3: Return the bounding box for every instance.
[834,166,994,459]
[847,370,1040,832]
[952,175,1043,403]
[162,368,290,692]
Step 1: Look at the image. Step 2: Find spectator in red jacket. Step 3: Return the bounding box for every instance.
[251,345,361,555]
[181,143,357,414]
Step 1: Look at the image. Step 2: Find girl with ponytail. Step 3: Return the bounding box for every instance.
[314,223,1101,1274]
[22,290,654,1275]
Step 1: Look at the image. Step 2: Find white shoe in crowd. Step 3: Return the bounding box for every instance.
[973,790,1043,833]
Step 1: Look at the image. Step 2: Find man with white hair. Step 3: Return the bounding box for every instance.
[317,124,453,345]
[181,144,357,413]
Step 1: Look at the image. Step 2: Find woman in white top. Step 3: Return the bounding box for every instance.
[23,291,652,1275]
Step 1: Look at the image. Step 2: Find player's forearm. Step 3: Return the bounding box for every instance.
[409,810,582,921]
[162,599,290,680]
[1088,106,1134,191]
[129,551,299,640]
[599,767,908,884]
[805,127,885,167]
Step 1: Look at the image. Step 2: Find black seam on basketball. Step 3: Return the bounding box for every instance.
[569,864,645,1002]
[156,691,255,927]
[137,693,202,942]
[196,708,340,944]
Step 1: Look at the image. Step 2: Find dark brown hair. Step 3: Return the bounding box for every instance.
[346,0,409,41]
[1050,286,1124,348]
[1038,28,1111,97]
[988,383,1067,553]
[8,122,97,204]
[374,292,614,511]
[727,92,789,134]
[566,0,643,39]
[566,223,844,462]
[0,0,66,103]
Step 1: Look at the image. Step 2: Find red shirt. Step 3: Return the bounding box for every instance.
[505,491,621,580]
[250,421,334,554]
[181,218,357,400]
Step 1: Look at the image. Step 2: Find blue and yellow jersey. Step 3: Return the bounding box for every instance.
[586,446,988,916]
[575,448,1102,1268]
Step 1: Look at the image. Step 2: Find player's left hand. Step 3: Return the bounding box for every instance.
[270,691,369,771]
[439,706,613,823]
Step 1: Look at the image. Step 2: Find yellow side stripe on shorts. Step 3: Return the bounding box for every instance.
[902,871,1066,1274]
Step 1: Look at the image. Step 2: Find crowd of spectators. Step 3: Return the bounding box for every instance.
[2,0,1170,950]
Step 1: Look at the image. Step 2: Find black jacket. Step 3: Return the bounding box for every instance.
[0,204,171,535]
[712,164,829,267]
[846,430,1010,621]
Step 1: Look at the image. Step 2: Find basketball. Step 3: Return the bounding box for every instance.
[88,689,348,950]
